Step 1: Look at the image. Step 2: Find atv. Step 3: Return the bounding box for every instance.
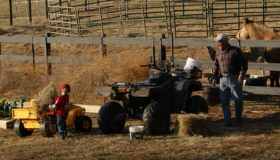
[97,35,208,135]
[96,59,208,135]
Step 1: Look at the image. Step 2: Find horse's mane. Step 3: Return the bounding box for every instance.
[251,21,278,33]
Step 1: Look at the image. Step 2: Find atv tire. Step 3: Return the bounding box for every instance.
[75,115,92,132]
[40,121,56,137]
[14,119,33,137]
[186,95,208,114]
[143,101,170,135]
[97,101,126,134]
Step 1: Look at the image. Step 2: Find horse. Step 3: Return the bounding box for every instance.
[236,18,280,87]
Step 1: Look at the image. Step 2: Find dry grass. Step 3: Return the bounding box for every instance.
[0,48,150,105]
[0,17,151,104]
[35,83,58,117]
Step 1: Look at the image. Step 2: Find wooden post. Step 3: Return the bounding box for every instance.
[45,0,48,19]
[59,0,62,14]
[44,33,51,81]
[44,34,51,62]
[44,33,51,56]
[84,0,87,11]
[99,33,107,58]
[158,34,166,62]
[9,0,13,26]
[145,0,147,18]
[0,42,1,78]
[28,0,32,23]
[31,37,35,73]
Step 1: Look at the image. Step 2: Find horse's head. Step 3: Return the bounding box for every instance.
[240,17,278,40]
[236,17,255,40]
[236,27,250,40]
[243,17,254,25]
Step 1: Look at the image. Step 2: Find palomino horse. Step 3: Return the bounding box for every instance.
[237,18,280,87]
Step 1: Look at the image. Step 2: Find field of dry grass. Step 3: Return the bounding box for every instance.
[1,0,280,159]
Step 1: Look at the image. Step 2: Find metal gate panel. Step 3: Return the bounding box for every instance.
[77,2,168,37]
[48,1,80,37]
[172,1,208,38]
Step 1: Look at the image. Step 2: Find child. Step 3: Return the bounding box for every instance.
[49,84,70,140]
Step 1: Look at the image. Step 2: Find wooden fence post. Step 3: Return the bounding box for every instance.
[28,0,32,23]
[45,0,48,19]
[0,42,1,79]
[44,33,52,80]
[9,0,13,26]
[44,33,51,57]
[59,0,62,14]
[158,34,166,62]
[99,33,107,58]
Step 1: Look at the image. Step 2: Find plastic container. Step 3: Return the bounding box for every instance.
[243,74,270,86]
[129,126,144,140]
[184,58,202,70]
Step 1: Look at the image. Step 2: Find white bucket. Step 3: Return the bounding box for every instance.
[184,64,194,70]
[129,126,144,140]
[184,58,202,70]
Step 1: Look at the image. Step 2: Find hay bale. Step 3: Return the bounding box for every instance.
[177,113,212,137]
[35,83,58,117]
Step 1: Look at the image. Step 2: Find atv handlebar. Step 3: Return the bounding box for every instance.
[140,63,156,68]
[103,82,154,89]
[140,64,150,67]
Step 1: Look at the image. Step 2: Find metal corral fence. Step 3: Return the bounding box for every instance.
[0,0,121,25]
[2,0,280,38]
[171,1,208,38]
[13,0,58,18]
[47,0,280,38]
[48,1,168,37]
[3,0,113,19]
[0,0,59,20]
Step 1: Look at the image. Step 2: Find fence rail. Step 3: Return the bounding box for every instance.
[0,35,280,95]
[1,35,280,70]
[2,36,280,48]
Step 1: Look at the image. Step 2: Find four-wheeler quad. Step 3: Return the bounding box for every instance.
[96,59,208,135]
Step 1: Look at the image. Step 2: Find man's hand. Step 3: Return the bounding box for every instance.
[238,74,244,83]
[212,78,216,86]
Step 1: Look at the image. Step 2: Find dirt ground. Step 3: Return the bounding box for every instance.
[1,95,280,160]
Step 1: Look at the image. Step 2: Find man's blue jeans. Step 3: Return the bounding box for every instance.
[220,75,243,124]
[57,117,67,136]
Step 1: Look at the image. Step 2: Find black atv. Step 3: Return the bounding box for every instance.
[96,60,208,135]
